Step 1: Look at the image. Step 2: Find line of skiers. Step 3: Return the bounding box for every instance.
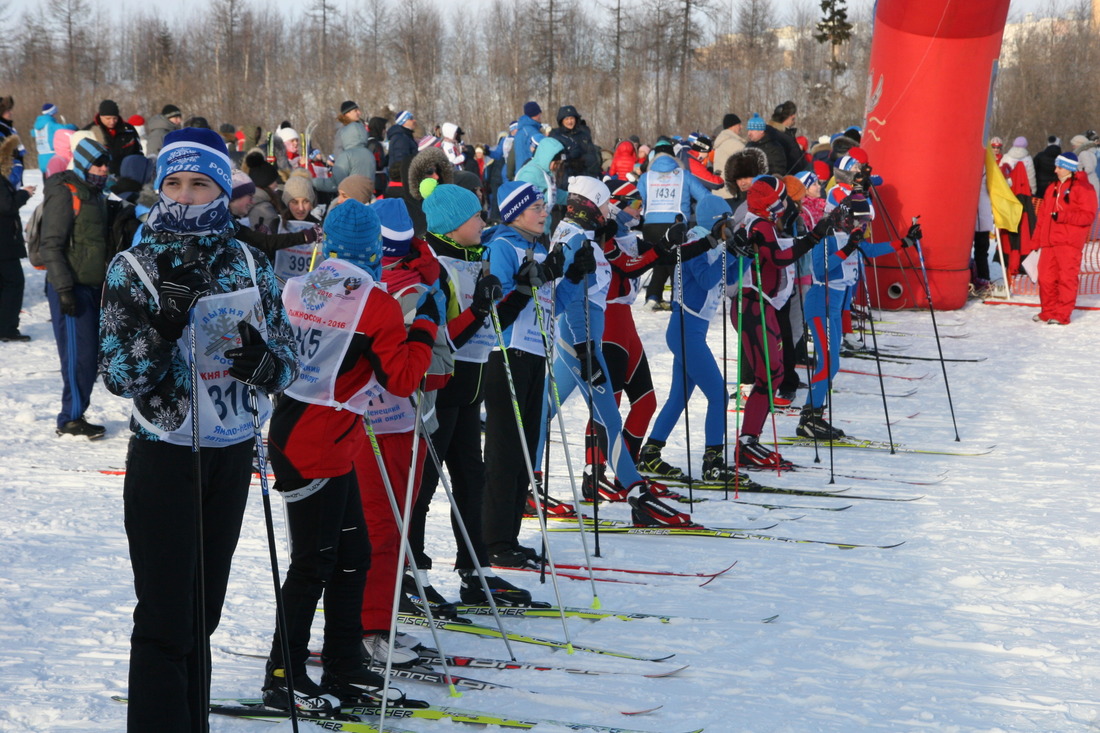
[16,91,923,730]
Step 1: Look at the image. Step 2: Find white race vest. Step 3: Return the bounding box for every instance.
[551,221,612,313]
[438,256,496,364]
[644,168,684,216]
[35,125,53,156]
[498,241,554,356]
[121,246,272,447]
[273,219,321,287]
[673,229,723,321]
[811,232,860,290]
[281,258,377,413]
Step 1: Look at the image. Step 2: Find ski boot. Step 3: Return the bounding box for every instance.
[636,442,686,479]
[526,490,577,518]
[735,435,793,470]
[400,573,459,619]
[701,446,740,483]
[582,464,631,502]
[796,406,846,441]
[458,569,546,606]
[262,665,338,713]
[361,630,423,668]
[627,486,700,527]
[321,661,428,708]
[640,477,691,503]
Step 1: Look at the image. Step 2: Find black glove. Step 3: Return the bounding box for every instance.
[905,221,923,241]
[853,163,873,191]
[811,214,833,241]
[597,217,618,244]
[649,238,678,266]
[727,228,761,258]
[515,258,546,295]
[710,215,731,241]
[302,224,323,244]
[159,258,212,327]
[664,221,687,246]
[225,321,281,391]
[470,273,503,318]
[57,289,78,317]
[840,229,865,257]
[564,242,597,284]
[543,246,566,281]
[572,341,606,386]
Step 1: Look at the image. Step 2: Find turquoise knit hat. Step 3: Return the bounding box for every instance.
[323,200,383,278]
[423,183,482,235]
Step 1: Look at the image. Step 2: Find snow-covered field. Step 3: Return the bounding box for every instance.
[4,173,1100,732]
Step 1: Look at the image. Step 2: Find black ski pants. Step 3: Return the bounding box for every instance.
[124,437,252,733]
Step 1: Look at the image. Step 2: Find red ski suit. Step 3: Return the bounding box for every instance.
[1034,171,1098,324]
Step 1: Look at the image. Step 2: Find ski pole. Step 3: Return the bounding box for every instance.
[363,394,461,730]
[752,247,782,476]
[187,310,211,733]
[732,249,745,494]
[580,245,602,550]
[529,275,602,606]
[525,249,602,598]
[488,299,583,635]
[721,242,729,501]
[853,244,896,453]
[243,372,298,733]
[906,217,961,441]
[672,216,694,504]
[418,414,516,660]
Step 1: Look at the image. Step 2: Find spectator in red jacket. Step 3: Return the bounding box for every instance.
[1033,152,1098,325]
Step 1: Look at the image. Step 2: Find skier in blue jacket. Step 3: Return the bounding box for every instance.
[639,194,743,482]
[637,141,713,308]
[32,103,66,175]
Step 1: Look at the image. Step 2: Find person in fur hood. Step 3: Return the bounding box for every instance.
[0,135,34,341]
[723,147,768,219]
[404,146,454,237]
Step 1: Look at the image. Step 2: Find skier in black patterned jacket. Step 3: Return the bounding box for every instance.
[99,127,298,733]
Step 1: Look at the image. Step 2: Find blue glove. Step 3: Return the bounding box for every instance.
[415,284,446,326]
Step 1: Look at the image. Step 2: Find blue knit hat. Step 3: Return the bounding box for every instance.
[323,199,383,278]
[395,110,415,126]
[42,103,57,116]
[373,198,415,257]
[747,114,766,131]
[71,138,107,175]
[423,183,482,235]
[695,194,732,231]
[795,170,819,190]
[1056,152,1079,172]
[497,181,540,223]
[155,127,233,197]
[524,101,542,118]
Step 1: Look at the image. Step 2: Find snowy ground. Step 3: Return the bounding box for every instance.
[3,174,1100,732]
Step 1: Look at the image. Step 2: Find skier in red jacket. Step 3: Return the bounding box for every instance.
[1033,152,1098,325]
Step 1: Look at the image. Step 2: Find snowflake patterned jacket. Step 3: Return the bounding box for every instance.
[98,229,299,441]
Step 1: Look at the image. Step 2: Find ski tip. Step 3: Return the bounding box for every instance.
[760,614,780,623]
[643,664,691,678]
[621,704,664,716]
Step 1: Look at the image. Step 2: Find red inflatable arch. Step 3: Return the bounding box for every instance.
[861,0,1012,310]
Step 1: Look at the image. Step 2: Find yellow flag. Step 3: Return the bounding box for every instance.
[986,145,1022,233]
